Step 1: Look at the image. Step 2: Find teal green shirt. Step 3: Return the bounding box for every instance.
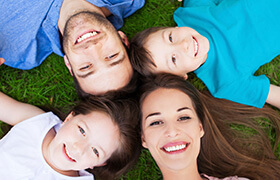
[174,0,280,108]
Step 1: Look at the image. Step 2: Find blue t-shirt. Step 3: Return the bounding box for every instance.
[0,0,145,70]
[174,0,280,108]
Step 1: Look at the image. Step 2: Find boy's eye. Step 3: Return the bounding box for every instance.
[93,148,99,157]
[178,116,191,121]
[149,121,163,126]
[169,33,173,43]
[172,55,176,64]
[79,126,86,136]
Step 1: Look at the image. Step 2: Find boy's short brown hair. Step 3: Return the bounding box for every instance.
[130,27,168,76]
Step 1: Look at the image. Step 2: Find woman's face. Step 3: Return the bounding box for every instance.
[141,88,204,171]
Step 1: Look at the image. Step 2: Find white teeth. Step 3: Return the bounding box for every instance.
[164,144,186,152]
[77,31,98,43]
[194,38,198,56]
[65,146,75,161]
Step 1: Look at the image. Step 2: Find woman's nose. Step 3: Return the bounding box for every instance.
[165,123,180,138]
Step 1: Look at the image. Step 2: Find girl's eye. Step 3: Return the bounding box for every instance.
[169,33,173,43]
[107,53,118,60]
[178,116,191,121]
[108,54,117,59]
[93,148,99,157]
[149,121,163,126]
[172,55,176,64]
[79,126,86,136]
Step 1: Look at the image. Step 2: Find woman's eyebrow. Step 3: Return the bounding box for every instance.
[145,112,161,120]
[177,107,191,112]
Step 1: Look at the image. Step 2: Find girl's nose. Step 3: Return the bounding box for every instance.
[72,140,88,155]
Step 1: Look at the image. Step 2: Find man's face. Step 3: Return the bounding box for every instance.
[63,12,133,95]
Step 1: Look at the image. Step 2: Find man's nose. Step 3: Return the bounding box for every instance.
[83,41,104,56]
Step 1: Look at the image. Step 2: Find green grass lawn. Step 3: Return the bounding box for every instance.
[0,0,279,179]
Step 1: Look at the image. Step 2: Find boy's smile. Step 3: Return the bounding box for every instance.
[145,27,209,77]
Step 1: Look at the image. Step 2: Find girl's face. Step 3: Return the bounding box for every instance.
[145,27,209,77]
[45,111,120,174]
[141,88,204,172]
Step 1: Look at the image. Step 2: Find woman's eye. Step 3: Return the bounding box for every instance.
[93,148,99,157]
[172,55,176,64]
[79,126,86,136]
[149,121,163,126]
[178,116,191,121]
[169,33,173,43]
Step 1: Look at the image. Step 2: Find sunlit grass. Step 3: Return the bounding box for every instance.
[0,0,279,179]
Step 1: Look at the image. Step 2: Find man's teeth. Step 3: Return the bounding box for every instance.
[77,31,98,43]
[65,146,75,161]
[194,38,198,56]
[164,144,186,152]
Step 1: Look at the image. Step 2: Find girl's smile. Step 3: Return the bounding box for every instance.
[42,111,120,175]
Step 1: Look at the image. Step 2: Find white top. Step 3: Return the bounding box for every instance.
[0,112,94,180]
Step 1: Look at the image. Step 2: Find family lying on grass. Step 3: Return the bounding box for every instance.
[1,0,280,179]
[0,72,280,179]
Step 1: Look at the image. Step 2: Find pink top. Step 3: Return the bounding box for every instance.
[202,174,250,180]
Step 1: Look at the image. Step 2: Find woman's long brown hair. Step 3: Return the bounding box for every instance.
[139,73,280,180]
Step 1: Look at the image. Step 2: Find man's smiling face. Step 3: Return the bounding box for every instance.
[63,12,133,95]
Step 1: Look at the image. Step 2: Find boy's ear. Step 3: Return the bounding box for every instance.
[118,31,129,48]
[183,74,188,80]
[64,56,73,76]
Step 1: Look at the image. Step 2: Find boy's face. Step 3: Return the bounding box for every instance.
[45,111,120,174]
[145,27,209,77]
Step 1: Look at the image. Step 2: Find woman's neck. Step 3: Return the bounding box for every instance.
[160,164,204,180]
[58,0,109,34]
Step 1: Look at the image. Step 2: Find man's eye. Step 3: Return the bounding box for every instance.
[172,55,176,64]
[93,148,99,157]
[80,64,92,70]
[178,116,191,121]
[169,33,173,43]
[150,121,163,126]
[79,126,86,136]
